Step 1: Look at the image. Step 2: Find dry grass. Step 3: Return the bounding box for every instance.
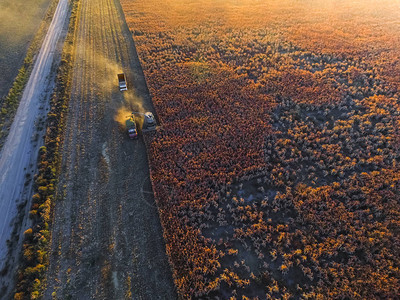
[0,0,53,98]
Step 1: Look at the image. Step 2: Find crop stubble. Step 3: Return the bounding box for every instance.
[44,0,176,298]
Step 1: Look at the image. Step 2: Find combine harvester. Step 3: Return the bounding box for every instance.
[143,112,157,131]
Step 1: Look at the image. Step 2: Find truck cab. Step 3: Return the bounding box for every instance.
[118,73,127,91]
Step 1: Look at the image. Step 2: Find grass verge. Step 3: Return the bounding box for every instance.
[12,0,80,298]
[0,0,60,151]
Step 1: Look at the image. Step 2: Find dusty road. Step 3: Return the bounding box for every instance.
[0,0,68,277]
[44,0,176,298]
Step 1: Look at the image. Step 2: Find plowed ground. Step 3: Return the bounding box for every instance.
[44,0,176,298]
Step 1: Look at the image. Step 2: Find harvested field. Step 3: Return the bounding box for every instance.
[44,0,176,298]
[120,0,400,298]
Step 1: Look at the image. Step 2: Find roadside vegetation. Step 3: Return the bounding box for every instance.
[121,0,400,298]
[13,0,80,298]
[0,0,60,150]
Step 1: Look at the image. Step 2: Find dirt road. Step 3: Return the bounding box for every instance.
[44,0,176,298]
[0,0,68,277]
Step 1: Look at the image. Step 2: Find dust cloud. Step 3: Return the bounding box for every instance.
[95,55,123,92]
[117,92,146,128]
[89,52,147,128]
[0,0,49,46]
[123,92,145,113]
[114,106,132,128]
[115,93,146,129]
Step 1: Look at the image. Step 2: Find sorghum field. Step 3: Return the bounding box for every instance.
[120,0,400,298]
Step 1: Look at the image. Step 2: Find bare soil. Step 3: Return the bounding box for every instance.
[44,0,176,298]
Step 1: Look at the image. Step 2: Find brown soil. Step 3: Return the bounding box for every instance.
[44,0,176,298]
